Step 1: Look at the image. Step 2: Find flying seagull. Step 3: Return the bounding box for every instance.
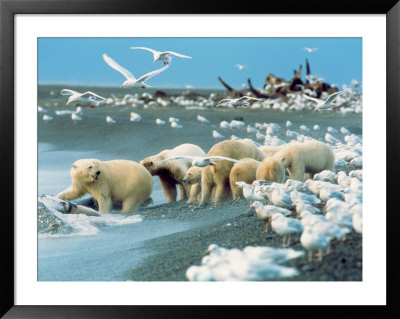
[304,47,318,53]
[103,53,169,89]
[60,89,106,107]
[303,90,345,111]
[130,46,192,65]
[163,155,243,167]
[217,96,262,108]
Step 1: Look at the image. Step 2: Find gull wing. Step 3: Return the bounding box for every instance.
[102,54,135,80]
[237,96,262,101]
[217,99,233,105]
[325,90,345,104]
[60,89,80,96]
[163,155,197,162]
[136,64,169,83]
[303,94,323,104]
[164,51,192,59]
[81,91,107,101]
[207,156,241,163]
[130,46,159,57]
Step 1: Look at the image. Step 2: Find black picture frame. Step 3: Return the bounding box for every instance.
[1,0,399,317]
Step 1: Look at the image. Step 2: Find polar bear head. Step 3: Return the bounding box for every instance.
[182,166,202,185]
[70,159,102,184]
[140,157,168,175]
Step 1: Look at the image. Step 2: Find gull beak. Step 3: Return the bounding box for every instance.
[120,84,124,88]
[322,206,327,213]
[267,217,272,222]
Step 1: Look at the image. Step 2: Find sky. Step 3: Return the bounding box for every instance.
[38,38,362,90]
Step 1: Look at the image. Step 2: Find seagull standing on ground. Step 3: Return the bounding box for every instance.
[130,46,192,65]
[303,90,345,112]
[103,53,169,89]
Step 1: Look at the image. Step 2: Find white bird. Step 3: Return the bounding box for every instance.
[270,213,303,247]
[236,181,266,203]
[212,130,224,139]
[230,120,245,129]
[327,126,338,133]
[313,170,336,183]
[102,53,169,88]
[325,211,353,229]
[197,115,209,123]
[246,125,259,134]
[243,246,304,264]
[340,127,351,135]
[235,64,247,70]
[129,112,142,122]
[171,121,182,129]
[130,46,191,65]
[155,118,166,125]
[304,47,318,53]
[325,133,340,145]
[286,120,292,128]
[290,190,321,205]
[286,130,299,138]
[299,125,310,132]
[38,106,47,113]
[262,185,293,209]
[217,96,262,108]
[319,187,345,202]
[60,89,106,106]
[303,90,345,111]
[42,114,53,121]
[350,156,363,168]
[169,117,180,123]
[313,124,320,131]
[352,209,363,233]
[250,201,292,232]
[71,113,82,121]
[164,155,241,167]
[106,115,115,124]
[294,199,320,215]
[300,227,330,263]
[219,120,231,129]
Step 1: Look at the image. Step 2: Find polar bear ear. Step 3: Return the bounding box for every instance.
[72,164,77,169]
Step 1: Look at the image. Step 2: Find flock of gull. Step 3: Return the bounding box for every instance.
[38,45,363,281]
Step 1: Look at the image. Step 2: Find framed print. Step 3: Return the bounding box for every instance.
[1,0,399,317]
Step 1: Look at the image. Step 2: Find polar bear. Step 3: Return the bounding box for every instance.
[229,158,261,201]
[258,144,287,157]
[200,139,266,205]
[57,159,153,214]
[182,166,203,204]
[140,143,206,203]
[256,156,286,183]
[273,140,335,182]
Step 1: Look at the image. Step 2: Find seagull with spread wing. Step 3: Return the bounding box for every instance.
[217,96,262,108]
[102,53,169,89]
[163,155,243,167]
[303,90,345,111]
[130,46,192,65]
[304,47,318,53]
[60,89,107,107]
